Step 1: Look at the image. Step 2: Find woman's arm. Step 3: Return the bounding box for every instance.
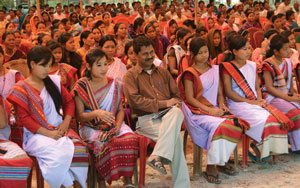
[168,48,179,76]
[263,70,296,102]
[255,73,263,100]
[74,96,115,125]
[0,102,7,129]
[184,78,223,116]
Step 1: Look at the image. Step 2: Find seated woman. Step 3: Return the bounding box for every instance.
[0,45,22,97]
[281,30,299,68]
[262,34,300,152]
[178,37,249,184]
[144,23,163,60]
[92,27,102,48]
[166,27,191,78]
[251,29,279,65]
[77,31,95,73]
[241,11,261,30]
[58,32,83,78]
[7,46,89,188]
[99,35,127,82]
[47,40,78,91]
[114,22,130,57]
[163,19,178,44]
[73,48,138,188]
[221,35,291,163]
[207,29,224,60]
[2,32,26,64]
[0,95,32,188]
[102,12,115,35]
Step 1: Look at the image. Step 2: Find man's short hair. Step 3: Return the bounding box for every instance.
[133,36,153,54]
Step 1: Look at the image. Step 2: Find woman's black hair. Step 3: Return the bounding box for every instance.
[114,22,125,36]
[223,35,248,62]
[36,21,45,29]
[124,41,133,56]
[281,30,293,39]
[133,17,145,31]
[57,32,82,77]
[264,29,279,39]
[189,37,208,57]
[78,15,86,25]
[195,26,208,34]
[61,18,69,26]
[94,20,105,29]
[169,19,177,27]
[184,33,198,48]
[99,35,117,48]
[238,29,249,37]
[5,22,14,30]
[2,31,15,41]
[102,12,110,19]
[272,15,280,23]
[267,10,274,20]
[80,30,92,47]
[69,12,78,24]
[286,10,294,20]
[266,34,289,58]
[246,11,254,18]
[176,27,191,44]
[27,46,62,114]
[144,23,155,33]
[46,40,63,52]
[0,45,4,55]
[37,33,48,45]
[85,48,108,78]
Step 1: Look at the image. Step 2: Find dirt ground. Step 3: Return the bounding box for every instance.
[31,135,300,188]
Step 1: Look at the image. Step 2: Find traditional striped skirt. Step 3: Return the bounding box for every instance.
[0,140,32,188]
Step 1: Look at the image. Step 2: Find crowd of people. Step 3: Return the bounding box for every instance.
[2,0,300,187]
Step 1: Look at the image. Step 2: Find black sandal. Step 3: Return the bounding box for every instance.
[203,171,221,184]
[217,164,237,176]
[146,158,167,175]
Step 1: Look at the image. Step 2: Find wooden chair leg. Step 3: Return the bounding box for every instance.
[88,150,97,188]
[199,147,203,175]
[138,136,148,188]
[192,143,202,180]
[133,162,138,187]
[35,159,44,188]
[234,147,238,170]
[183,130,188,157]
[26,168,33,188]
[242,135,250,168]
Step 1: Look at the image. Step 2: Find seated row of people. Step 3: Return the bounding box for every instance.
[2,31,300,187]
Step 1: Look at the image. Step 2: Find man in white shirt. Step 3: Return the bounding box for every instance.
[181,0,191,17]
[53,5,66,20]
[130,2,139,15]
[201,4,215,18]
[174,6,187,22]
[165,4,177,20]
[144,5,153,20]
[276,0,292,15]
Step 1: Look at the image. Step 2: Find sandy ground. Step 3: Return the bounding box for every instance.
[31,136,300,188]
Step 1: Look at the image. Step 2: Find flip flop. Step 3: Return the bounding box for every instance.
[248,151,271,164]
[217,164,237,176]
[124,184,135,188]
[203,171,221,184]
[146,158,167,175]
